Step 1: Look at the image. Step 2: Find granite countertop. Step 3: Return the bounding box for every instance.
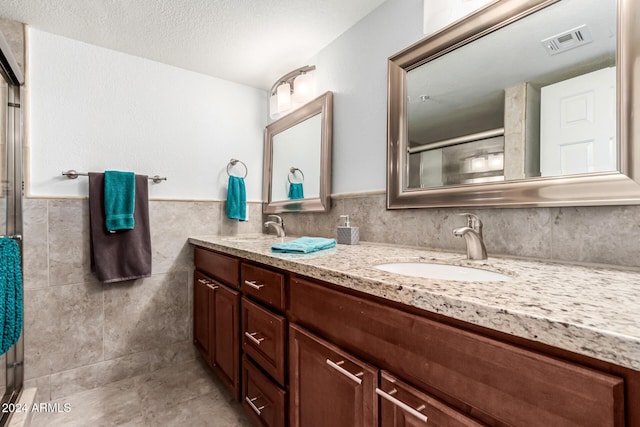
[188,234,640,371]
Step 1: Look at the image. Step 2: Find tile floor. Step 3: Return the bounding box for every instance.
[29,358,252,427]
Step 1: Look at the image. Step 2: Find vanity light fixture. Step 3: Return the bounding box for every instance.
[269,65,316,119]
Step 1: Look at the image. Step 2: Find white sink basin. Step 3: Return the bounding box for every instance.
[374,262,512,282]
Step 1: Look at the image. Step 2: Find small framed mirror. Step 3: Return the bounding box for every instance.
[263,91,333,213]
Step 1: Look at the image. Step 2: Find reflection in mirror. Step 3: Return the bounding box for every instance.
[407,0,615,189]
[272,114,321,201]
[387,0,640,208]
[263,92,333,213]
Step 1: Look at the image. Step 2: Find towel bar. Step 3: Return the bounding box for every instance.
[227,159,248,178]
[288,167,304,183]
[62,170,167,183]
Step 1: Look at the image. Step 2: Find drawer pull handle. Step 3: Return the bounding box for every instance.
[376,388,428,423]
[326,359,363,385]
[197,278,209,284]
[245,396,266,415]
[206,284,219,291]
[244,280,265,290]
[245,332,265,345]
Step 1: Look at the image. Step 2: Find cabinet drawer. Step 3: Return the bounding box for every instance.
[194,247,240,288]
[242,296,287,386]
[242,355,286,427]
[379,371,485,427]
[289,276,625,427]
[241,263,285,311]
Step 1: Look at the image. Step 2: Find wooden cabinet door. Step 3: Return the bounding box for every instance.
[289,323,377,427]
[289,275,624,427]
[379,371,485,427]
[193,271,213,361]
[211,283,241,400]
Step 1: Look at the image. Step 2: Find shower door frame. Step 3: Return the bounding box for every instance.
[0,26,24,424]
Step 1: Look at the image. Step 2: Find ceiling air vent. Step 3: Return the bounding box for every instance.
[541,24,593,55]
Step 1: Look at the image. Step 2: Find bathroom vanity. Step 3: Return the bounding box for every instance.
[190,236,640,427]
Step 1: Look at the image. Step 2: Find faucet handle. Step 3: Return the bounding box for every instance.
[267,215,283,225]
[457,213,483,233]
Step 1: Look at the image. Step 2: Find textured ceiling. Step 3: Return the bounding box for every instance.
[0,0,387,90]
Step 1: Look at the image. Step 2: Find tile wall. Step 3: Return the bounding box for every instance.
[19,191,640,402]
[279,191,640,268]
[21,198,262,402]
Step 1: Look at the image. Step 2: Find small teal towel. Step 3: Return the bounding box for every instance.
[0,238,22,355]
[288,183,304,200]
[226,175,247,221]
[271,237,336,254]
[104,170,135,232]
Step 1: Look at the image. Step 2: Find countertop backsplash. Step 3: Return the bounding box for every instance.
[268,191,640,269]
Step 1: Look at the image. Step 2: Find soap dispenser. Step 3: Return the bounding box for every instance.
[337,215,359,245]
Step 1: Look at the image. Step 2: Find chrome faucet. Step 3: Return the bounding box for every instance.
[264,215,286,237]
[452,213,487,260]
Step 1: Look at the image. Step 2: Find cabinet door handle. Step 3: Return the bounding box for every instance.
[326,359,363,385]
[245,396,266,415]
[376,388,428,423]
[245,331,265,345]
[198,278,219,291]
[244,280,265,290]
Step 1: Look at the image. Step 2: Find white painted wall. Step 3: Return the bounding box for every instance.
[27,0,487,199]
[423,0,493,36]
[310,0,494,194]
[309,0,424,194]
[27,28,267,201]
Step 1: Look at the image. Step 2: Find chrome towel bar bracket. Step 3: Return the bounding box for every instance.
[226,159,248,178]
[62,170,167,184]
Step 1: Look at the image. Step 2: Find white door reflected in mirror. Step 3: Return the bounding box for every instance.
[540,66,616,176]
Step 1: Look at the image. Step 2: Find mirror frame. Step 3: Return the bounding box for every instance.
[387,0,640,209]
[263,91,333,213]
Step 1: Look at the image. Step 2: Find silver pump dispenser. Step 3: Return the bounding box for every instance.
[337,214,359,245]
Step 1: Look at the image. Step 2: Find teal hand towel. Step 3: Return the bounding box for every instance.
[0,237,22,355]
[288,183,304,200]
[104,170,135,232]
[271,237,336,254]
[226,175,247,221]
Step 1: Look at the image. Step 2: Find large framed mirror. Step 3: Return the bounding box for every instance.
[263,91,333,213]
[387,0,640,208]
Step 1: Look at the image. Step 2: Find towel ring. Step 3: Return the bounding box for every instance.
[288,167,305,183]
[227,159,248,178]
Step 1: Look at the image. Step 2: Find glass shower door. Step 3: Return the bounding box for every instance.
[0,23,24,423]
[0,64,6,404]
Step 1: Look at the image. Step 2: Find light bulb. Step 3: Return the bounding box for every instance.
[293,72,314,104]
[277,82,291,112]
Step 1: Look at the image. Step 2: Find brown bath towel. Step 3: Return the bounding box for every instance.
[89,173,152,283]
